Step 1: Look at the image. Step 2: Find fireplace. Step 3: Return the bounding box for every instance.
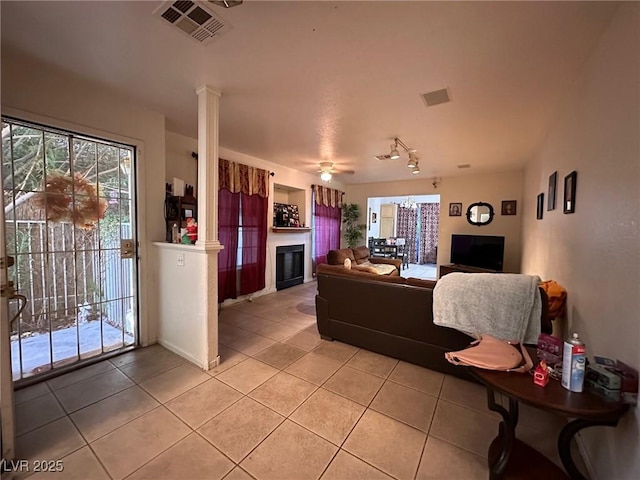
[276,244,304,290]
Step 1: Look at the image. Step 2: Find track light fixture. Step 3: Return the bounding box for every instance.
[390,140,401,160]
[407,152,418,169]
[388,137,420,175]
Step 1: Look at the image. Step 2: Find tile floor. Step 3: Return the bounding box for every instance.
[12,281,575,480]
[399,263,437,280]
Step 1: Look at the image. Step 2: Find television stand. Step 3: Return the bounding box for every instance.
[438,264,500,279]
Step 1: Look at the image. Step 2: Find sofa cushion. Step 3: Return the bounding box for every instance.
[343,258,352,269]
[316,263,406,283]
[352,264,377,274]
[352,246,370,264]
[327,248,355,265]
[407,277,437,289]
[353,262,397,276]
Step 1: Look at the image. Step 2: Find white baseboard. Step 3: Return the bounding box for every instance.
[208,355,221,370]
[157,339,207,370]
[575,431,597,480]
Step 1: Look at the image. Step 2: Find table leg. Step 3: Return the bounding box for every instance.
[558,418,620,480]
[486,388,519,479]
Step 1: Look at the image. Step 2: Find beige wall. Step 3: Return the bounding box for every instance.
[165,131,198,191]
[521,4,639,478]
[1,49,167,346]
[347,171,524,272]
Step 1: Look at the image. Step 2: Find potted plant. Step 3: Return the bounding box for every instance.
[342,203,365,248]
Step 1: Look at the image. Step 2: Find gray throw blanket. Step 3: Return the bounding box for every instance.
[433,273,542,343]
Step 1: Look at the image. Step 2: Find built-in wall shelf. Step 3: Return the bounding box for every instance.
[271,227,311,233]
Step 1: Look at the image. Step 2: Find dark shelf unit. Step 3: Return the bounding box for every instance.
[164,193,197,242]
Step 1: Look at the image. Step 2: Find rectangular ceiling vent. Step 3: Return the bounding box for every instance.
[374,154,393,161]
[154,1,230,44]
[421,88,451,107]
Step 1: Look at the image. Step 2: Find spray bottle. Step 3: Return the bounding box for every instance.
[562,332,586,392]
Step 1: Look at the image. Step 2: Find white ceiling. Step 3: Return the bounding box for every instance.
[1,1,619,184]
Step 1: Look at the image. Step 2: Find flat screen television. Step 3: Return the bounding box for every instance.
[450,234,505,272]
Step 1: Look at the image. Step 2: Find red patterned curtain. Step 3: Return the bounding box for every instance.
[218,158,269,302]
[218,189,240,302]
[418,203,439,264]
[311,185,344,274]
[239,192,268,295]
[396,206,419,264]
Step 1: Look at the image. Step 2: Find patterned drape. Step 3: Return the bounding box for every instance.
[218,158,269,302]
[396,206,419,264]
[312,185,344,208]
[418,203,439,264]
[219,158,269,197]
[218,189,240,303]
[311,185,344,275]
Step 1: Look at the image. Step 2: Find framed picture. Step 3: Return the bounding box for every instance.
[449,203,462,216]
[548,171,557,211]
[371,211,377,223]
[501,200,517,216]
[536,193,544,220]
[564,171,577,214]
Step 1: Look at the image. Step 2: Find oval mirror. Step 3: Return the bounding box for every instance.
[466,202,494,226]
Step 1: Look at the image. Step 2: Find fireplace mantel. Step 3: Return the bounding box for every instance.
[271,227,311,233]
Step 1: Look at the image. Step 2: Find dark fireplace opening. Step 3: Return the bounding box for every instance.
[276,244,304,290]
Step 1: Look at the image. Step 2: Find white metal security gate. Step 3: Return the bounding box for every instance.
[1,117,139,383]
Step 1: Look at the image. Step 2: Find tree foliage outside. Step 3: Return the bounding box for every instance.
[342,202,365,248]
[2,119,134,334]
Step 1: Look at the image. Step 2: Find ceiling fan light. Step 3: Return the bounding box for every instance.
[320,171,332,182]
[209,0,244,8]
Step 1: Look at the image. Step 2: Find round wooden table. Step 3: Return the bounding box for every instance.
[471,360,629,480]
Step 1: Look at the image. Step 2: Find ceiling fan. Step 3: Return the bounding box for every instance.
[318,162,355,181]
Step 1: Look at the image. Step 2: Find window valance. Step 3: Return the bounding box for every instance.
[312,185,344,208]
[219,158,269,198]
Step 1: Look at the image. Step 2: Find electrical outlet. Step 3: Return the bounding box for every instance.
[177,253,185,266]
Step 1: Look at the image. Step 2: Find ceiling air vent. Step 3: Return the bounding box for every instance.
[374,154,393,161]
[154,1,230,44]
[421,88,451,107]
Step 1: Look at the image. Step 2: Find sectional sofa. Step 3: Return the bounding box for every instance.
[315,264,475,380]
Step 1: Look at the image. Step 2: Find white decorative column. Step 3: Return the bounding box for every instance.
[196,85,222,247]
[196,84,224,369]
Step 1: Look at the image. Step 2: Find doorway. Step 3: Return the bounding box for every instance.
[1,117,139,384]
[367,195,440,279]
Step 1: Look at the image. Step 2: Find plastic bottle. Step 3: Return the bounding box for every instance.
[561,332,586,392]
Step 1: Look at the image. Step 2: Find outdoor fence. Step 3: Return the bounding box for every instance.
[8,220,134,335]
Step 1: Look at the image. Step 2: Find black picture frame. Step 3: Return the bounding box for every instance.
[548,171,557,211]
[536,193,544,220]
[449,203,462,216]
[564,171,577,214]
[501,200,517,216]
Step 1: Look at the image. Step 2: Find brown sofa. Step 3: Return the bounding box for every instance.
[315,268,475,380]
[327,246,402,276]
